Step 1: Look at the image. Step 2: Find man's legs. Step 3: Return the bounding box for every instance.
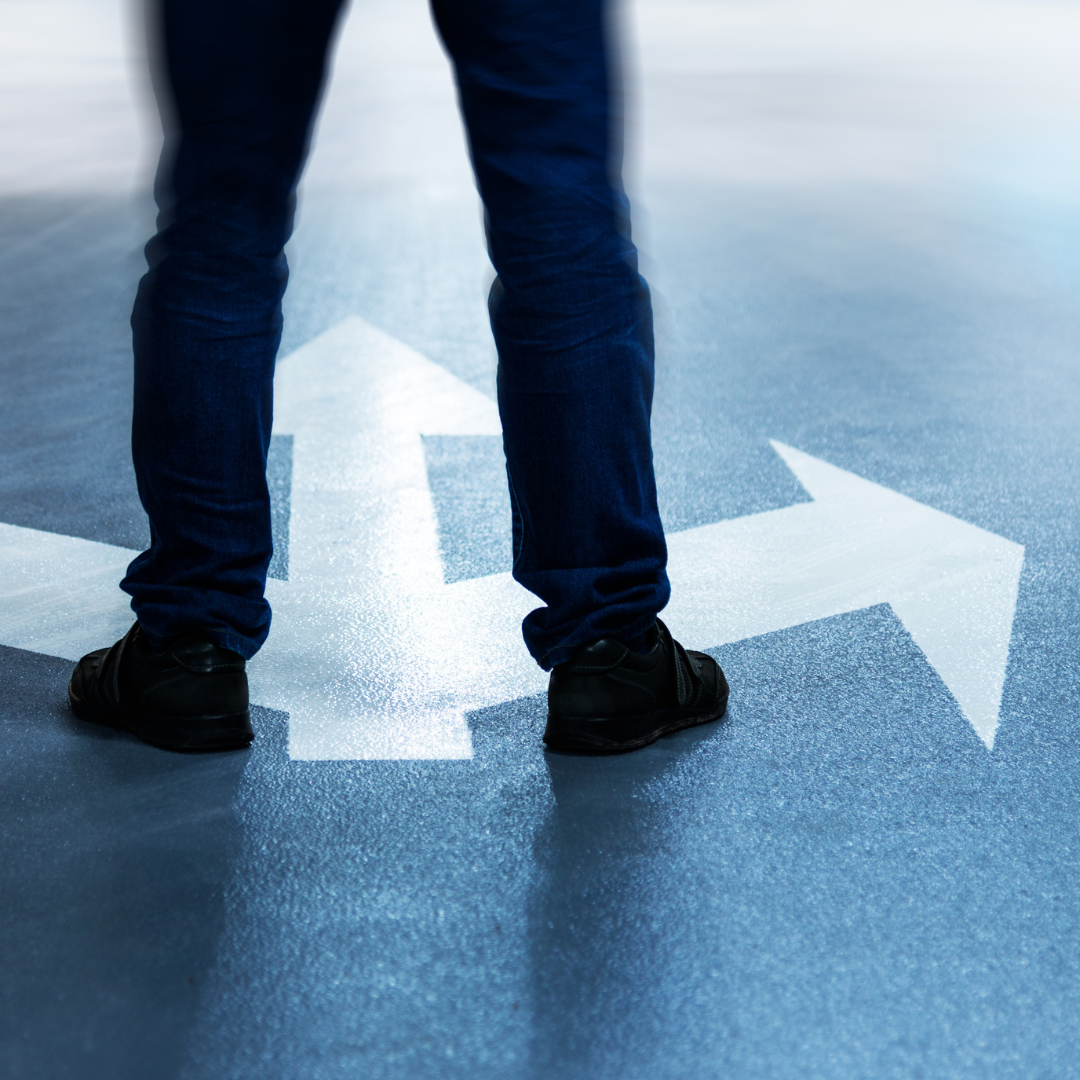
[134,0,666,674]
[70,0,726,753]
[431,0,668,669]
[69,0,346,750]
[123,0,346,659]
[434,0,727,749]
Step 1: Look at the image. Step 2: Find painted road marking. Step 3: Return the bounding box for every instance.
[0,317,1023,755]
[666,443,1023,748]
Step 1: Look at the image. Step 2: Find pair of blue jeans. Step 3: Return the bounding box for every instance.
[123,0,669,670]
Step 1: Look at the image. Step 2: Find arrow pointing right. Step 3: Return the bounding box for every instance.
[664,441,1025,748]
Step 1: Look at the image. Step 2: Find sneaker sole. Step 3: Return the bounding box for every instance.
[543,689,729,754]
[69,686,253,752]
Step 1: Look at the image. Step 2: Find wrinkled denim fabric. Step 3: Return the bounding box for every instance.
[124,0,669,669]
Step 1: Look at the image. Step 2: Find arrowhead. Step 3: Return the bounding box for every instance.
[0,522,134,661]
[769,441,1024,748]
[274,316,501,439]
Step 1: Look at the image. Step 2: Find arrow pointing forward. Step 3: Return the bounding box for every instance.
[0,317,1023,754]
[253,317,542,760]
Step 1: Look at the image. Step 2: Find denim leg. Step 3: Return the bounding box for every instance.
[432,0,670,669]
[123,0,345,658]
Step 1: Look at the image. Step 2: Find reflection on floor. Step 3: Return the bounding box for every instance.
[4,0,1080,1077]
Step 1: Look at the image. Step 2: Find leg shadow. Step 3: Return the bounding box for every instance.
[0,645,248,1080]
[527,720,723,1080]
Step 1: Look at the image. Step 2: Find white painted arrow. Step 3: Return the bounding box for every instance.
[665,442,1024,748]
[0,317,1023,753]
[254,317,541,760]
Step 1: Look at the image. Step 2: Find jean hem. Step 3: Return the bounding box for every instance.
[136,619,264,662]
[531,610,660,671]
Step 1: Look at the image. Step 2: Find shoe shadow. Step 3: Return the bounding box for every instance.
[526,718,723,1079]
[0,644,249,1080]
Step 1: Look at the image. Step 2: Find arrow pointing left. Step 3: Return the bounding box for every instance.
[0,525,135,660]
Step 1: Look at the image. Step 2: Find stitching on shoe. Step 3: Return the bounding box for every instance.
[107,625,136,708]
[606,670,658,706]
[569,641,629,673]
[136,670,244,709]
[172,655,245,674]
[671,638,693,707]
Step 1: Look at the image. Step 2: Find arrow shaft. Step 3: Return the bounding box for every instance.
[251,318,510,759]
[0,522,134,661]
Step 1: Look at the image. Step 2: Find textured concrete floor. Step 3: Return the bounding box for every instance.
[3,1,1080,1077]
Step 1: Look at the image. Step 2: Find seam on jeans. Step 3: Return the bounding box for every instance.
[504,460,525,573]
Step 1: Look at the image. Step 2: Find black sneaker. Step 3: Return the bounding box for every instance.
[68,622,253,751]
[544,619,728,753]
